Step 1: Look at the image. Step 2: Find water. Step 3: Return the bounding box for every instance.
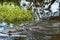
[26,20,60,40]
[0,0,60,40]
[0,22,14,40]
[0,21,60,40]
[0,22,27,40]
[0,36,15,40]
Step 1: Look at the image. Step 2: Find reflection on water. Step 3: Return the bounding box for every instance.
[0,0,60,40]
[25,20,60,40]
[0,36,15,40]
[0,21,60,40]
[0,22,15,40]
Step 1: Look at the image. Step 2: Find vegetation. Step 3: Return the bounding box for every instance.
[0,0,44,6]
[0,4,34,25]
[26,0,44,6]
[0,0,19,6]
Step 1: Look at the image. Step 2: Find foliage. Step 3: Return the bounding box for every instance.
[0,0,19,6]
[0,4,34,25]
[26,0,44,6]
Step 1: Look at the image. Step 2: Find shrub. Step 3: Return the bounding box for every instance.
[0,5,34,26]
